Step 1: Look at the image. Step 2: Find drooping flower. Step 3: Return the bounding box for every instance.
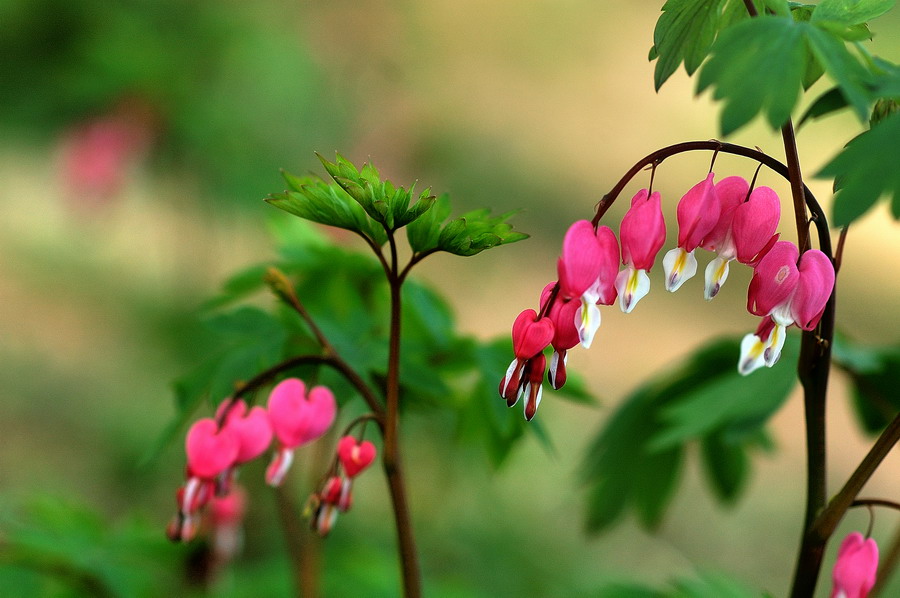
[701,177,781,299]
[266,379,337,486]
[216,399,274,465]
[499,309,554,404]
[663,173,720,292]
[616,189,666,313]
[540,283,580,390]
[830,532,878,598]
[739,242,834,373]
[337,436,377,478]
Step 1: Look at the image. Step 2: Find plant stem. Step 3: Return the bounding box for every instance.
[781,121,811,252]
[275,483,320,598]
[382,231,421,598]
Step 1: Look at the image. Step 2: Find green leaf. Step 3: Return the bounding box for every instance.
[316,153,437,232]
[407,193,452,253]
[697,16,807,134]
[798,87,850,127]
[805,27,874,121]
[265,176,387,246]
[437,209,529,257]
[818,111,900,225]
[671,570,761,598]
[811,0,895,27]
[701,432,749,503]
[833,335,900,433]
[649,335,799,450]
[652,0,728,91]
[597,583,666,598]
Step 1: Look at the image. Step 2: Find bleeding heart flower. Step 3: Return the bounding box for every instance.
[337,436,377,478]
[217,400,273,464]
[185,418,239,480]
[268,379,336,449]
[499,309,554,403]
[266,379,337,486]
[663,173,720,292]
[831,532,878,598]
[616,189,666,313]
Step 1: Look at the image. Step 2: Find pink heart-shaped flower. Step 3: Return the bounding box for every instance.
[268,379,336,449]
[218,400,273,463]
[185,418,239,479]
[337,436,377,478]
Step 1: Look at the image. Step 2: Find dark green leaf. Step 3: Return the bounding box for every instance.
[697,16,807,134]
[649,336,798,450]
[671,570,760,598]
[819,111,900,225]
[833,335,900,433]
[798,87,850,127]
[701,432,749,503]
[652,0,727,91]
[811,0,895,27]
[597,583,666,598]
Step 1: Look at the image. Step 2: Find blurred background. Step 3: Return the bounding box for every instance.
[2,0,900,596]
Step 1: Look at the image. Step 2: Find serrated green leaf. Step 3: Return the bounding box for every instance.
[819,111,900,225]
[436,209,528,256]
[805,27,873,121]
[698,16,807,134]
[652,0,727,91]
[798,87,849,127]
[407,193,452,253]
[811,0,895,27]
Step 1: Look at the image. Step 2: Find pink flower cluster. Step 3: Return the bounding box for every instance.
[309,435,377,536]
[499,173,835,420]
[167,378,336,542]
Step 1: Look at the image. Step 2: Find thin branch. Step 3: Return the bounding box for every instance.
[835,227,850,274]
[398,249,440,283]
[781,121,812,253]
[851,498,900,513]
[812,412,900,541]
[216,354,385,426]
[588,140,831,256]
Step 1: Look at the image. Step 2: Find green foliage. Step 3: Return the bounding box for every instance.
[268,155,528,258]
[819,112,900,225]
[0,497,180,597]
[582,336,798,533]
[598,570,763,598]
[436,208,529,257]
[833,335,900,433]
[697,16,808,134]
[651,0,729,91]
[688,0,897,134]
[316,153,436,232]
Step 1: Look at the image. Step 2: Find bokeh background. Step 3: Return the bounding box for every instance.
[2,0,900,596]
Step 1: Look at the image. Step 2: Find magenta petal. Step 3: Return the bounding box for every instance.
[232,406,274,463]
[733,186,781,264]
[185,418,239,479]
[595,226,620,304]
[747,241,800,317]
[701,175,748,252]
[558,220,603,299]
[676,173,720,251]
[620,189,666,271]
[511,309,554,359]
[267,378,335,449]
[337,435,377,478]
[791,250,834,330]
[831,532,878,598]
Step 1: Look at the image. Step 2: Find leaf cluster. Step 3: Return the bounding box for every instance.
[582,335,799,533]
[653,0,900,228]
[266,153,527,258]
